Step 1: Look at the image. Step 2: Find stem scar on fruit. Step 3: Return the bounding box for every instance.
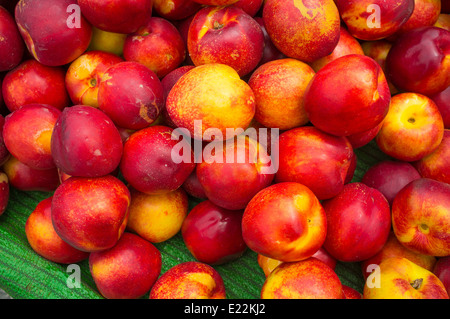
[213,21,224,30]
[89,78,97,87]
[410,278,423,290]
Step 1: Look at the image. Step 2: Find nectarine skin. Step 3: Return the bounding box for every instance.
[182,167,207,199]
[361,160,421,205]
[65,50,124,109]
[78,0,152,34]
[385,26,450,96]
[242,182,327,262]
[342,285,362,299]
[322,183,391,262]
[435,13,450,31]
[51,105,124,178]
[414,130,450,184]
[430,86,450,129]
[248,58,315,130]
[261,258,344,299]
[120,125,195,195]
[262,0,340,63]
[87,27,127,56]
[392,178,450,257]
[363,257,449,299]
[310,26,364,72]
[304,54,391,137]
[152,0,201,21]
[176,14,196,66]
[3,103,61,170]
[160,65,195,128]
[346,121,383,149]
[433,256,450,296]
[187,6,264,77]
[196,136,274,210]
[182,200,247,265]
[375,93,444,162]
[234,0,264,17]
[15,0,92,66]
[0,6,24,72]
[25,197,89,264]
[191,0,238,5]
[257,247,337,277]
[161,66,196,102]
[0,115,9,166]
[395,0,442,37]
[254,17,286,66]
[2,59,70,112]
[89,232,161,299]
[2,156,60,192]
[274,126,354,200]
[257,254,283,277]
[166,64,255,141]
[149,261,226,299]
[123,17,186,78]
[360,40,398,94]
[361,232,437,280]
[98,61,164,130]
[126,187,189,243]
[344,152,358,184]
[51,175,131,253]
[0,172,8,217]
[335,0,414,40]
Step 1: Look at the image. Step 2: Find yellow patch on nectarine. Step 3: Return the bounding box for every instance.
[126,188,188,243]
[35,129,53,154]
[197,6,223,41]
[293,0,322,20]
[17,24,37,60]
[363,257,449,299]
[155,0,175,15]
[0,173,8,184]
[161,271,222,299]
[88,27,126,56]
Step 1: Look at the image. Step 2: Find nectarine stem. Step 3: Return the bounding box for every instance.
[213,21,224,30]
[89,78,97,87]
[410,278,423,290]
[419,223,429,234]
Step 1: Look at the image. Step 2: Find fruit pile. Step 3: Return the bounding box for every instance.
[0,0,449,299]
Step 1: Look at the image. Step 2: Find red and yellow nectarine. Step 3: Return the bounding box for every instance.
[242,182,327,262]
